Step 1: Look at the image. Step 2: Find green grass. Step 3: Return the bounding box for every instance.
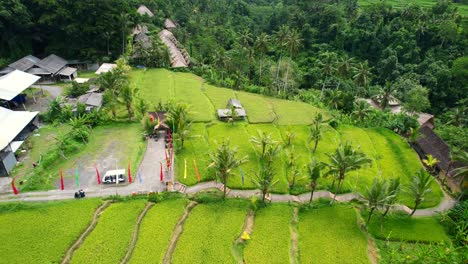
[269,98,327,125]
[367,214,450,243]
[203,84,236,109]
[129,199,188,264]
[175,123,213,185]
[77,70,98,78]
[70,200,147,264]
[298,205,369,264]
[22,123,145,190]
[0,199,101,264]
[171,199,249,264]
[244,204,293,264]
[236,92,277,123]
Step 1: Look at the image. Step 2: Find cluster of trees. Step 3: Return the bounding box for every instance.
[149,0,467,114]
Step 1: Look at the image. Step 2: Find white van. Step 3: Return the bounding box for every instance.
[103,169,126,184]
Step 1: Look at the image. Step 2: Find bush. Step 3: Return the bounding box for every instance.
[67,81,90,98]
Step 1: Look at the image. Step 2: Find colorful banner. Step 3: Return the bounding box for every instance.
[75,167,80,188]
[160,163,164,182]
[11,178,18,195]
[184,159,187,179]
[95,166,101,185]
[128,161,133,183]
[194,160,201,182]
[60,168,64,190]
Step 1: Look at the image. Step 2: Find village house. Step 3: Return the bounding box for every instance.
[217,98,247,121]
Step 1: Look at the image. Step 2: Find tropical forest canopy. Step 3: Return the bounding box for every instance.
[1,0,467,117]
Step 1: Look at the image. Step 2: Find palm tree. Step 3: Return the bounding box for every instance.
[353,100,372,123]
[325,89,343,109]
[174,118,192,148]
[254,33,270,83]
[323,143,372,203]
[119,85,135,120]
[285,147,297,188]
[208,140,248,198]
[378,83,396,109]
[337,55,355,78]
[307,159,321,204]
[282,127,295,147]
[408,169,434,216]
[252,160,278,203]
[309,113,327,153]
[213,49,231,81]
[317,52,338,98]
[238,29,253,47]
[166,102,191,133]
[362,178,391,225]
[283,29,302,93]
[274,25,290,91]
[250,130,276,157]
[383,178,401,217]
[353,61,371,89]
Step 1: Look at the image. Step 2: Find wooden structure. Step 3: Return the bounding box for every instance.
[217,98,247,121]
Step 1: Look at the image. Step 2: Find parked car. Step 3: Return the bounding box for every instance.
[103,169,126,184]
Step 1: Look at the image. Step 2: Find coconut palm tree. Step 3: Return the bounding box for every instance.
[283,29,302,93]
[408,169,434,216]
[250,130,276,157]
[252,162,278,203]
[165,102,191,133]
[423,154,439,174]
[323,143,372,203]
[307,159,321,204]
[362,178,391,225]
[378,83,397,109]
[383,178,401,217]
[352,100,372,123]
[254,33,270,83]
[317,52,338,98]
[337,55,355,78]
[119,85,135,120]
[238,29,253,47]
[208,140,248,198]
[309,113,327,153]
[353,61,371,89]
[282,127,295,147]
[274,25,290,91]
[174,118,192,148]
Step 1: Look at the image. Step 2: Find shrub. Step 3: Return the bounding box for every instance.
[67,81,90,98]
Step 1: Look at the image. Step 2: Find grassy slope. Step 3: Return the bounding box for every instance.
[244,204,292,264]
[70,200,147,264]
[0,199,101,264]
[129,199,188,264]
[171,200,249,264]
[298,205,369,264]
[358,0,468,16]
[367,214,450,242]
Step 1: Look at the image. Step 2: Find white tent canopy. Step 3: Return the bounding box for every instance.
[0,106,38,151]
[0,70,40,101]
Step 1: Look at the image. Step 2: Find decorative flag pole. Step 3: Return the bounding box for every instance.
[138,170,143,183]
[75,167,80,188]
[95,166,101,185]
[194,160,201,182]
[60,168,64,190]
[184,159,187,179]
[11,178,19,195]
[160,163,163,182]
[128,161,133,183]
[165,149,170,169]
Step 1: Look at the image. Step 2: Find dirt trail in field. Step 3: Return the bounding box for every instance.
[120,202,154,264]
[290,207,299,264]
[61,200,112,264]
[233,210,255,264]
[162,201,198,264]
[354,208,379,264]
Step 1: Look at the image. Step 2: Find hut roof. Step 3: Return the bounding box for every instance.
[95,63,117,74]
[415,126,451,171]
[159,29,189,68]
[164,18,177,29]
[217,108,247,118]
[0,67,14,76]
[58,67,77,77]
[137,5,154,17]
[78,92,103,107]
[227,98,242,108]
[0,106,38,151]
[9,55,40,72]
[36,54,68,74]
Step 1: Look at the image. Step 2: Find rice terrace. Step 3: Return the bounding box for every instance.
[0,0,467,263]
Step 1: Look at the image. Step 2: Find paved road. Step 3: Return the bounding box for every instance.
[32,85,63,99]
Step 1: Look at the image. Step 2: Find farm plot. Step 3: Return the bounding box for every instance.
[70,200,147,264]
[129,199,189,264]
[203,84,236,109]
[298,205,369,264]
[235,92,277,123]
[171,200,249,264]
[207,123,259,189]
[244,204,293,264]
[0,199,101,264]
[130,69,175,103]
[269,98,327,125]
[175,123,213,186]
[367,214,450,243]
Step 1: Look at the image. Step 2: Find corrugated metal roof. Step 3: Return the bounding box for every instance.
[217,108,247,118]
[8,55,40,71]
[0,106,38,150]
[78,92,103,107]
[0,70,40,101]
[26,67,51,75]
[58,66,77,76]
[95,63,117,74]
[36,54,67,74]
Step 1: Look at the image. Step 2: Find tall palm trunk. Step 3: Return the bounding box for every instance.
[284,58,290,95]
[313,139,319,154]
[382,205,390,217]
[309,182,316,204]
[331,176,344,204]
[367,207,375,225]
[410,198,420,216]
